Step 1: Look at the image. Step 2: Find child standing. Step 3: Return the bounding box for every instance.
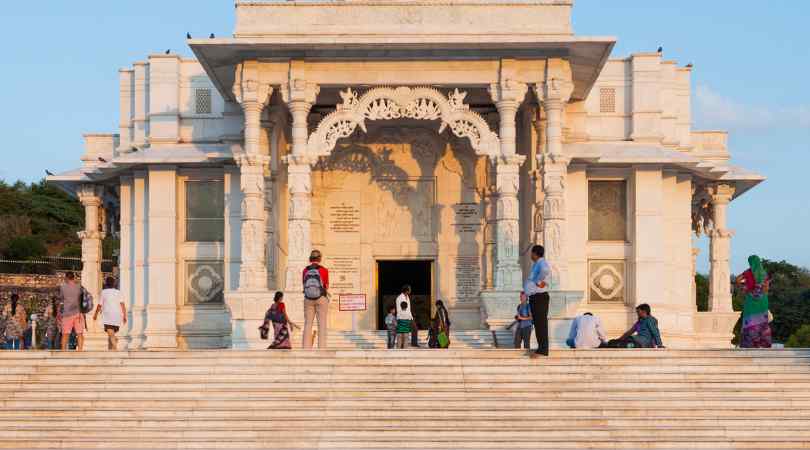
[396,301,413,349]
[385,305,397,349]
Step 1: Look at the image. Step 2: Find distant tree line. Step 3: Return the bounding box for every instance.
[0,179,84,269]
[696,258,810,346]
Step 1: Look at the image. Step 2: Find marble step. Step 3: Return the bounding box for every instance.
[3,428,810,440]
[2,439,808,449]
[4,398,809,410]
[4,417,810,429]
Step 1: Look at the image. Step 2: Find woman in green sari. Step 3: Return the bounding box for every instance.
[735,255,772,348]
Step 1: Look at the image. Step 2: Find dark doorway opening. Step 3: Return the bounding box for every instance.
[377,260,432,331]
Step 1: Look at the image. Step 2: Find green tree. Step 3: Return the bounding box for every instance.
[695,273,709,312]
[786,324,810,348]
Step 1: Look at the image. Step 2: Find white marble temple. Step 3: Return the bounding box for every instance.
[49,0,763,349]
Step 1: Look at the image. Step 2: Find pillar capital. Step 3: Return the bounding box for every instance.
[534,77,574,107]
[77,184,104,206]
[232,63,273,108]
[706,183,735,205]
[488,79,528,108]
[281,79,320,106]
[235,153,271,169]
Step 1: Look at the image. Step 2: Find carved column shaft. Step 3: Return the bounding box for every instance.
[536,79,572,290]
[237,154,270,291]
[708,184,735,313]
[493,156,525,291]
[281,80,319,292]
[285,157,313,292]
[488,81,528,292]
[77,184,105,295]
[233,72,272,291]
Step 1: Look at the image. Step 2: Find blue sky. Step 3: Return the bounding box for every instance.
[0,1,807,273]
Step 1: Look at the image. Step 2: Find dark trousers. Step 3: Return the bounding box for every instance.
[514,326,532,349]
[529,292,550,354]
[411,326,419,347]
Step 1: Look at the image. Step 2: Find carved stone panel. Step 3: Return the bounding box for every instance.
[588,260,626,303]
[375,178,435,242]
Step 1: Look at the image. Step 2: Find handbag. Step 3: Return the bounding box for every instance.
[437,331,450,348]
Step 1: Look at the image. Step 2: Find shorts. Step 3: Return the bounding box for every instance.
[104,325,120,333]
[61,314,85,335]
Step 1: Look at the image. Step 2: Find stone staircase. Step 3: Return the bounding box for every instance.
[1,349,809,449]
[312,330,496,349]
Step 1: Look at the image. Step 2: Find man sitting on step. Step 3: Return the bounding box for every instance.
[566,312,607,349]
[612,304,664,349]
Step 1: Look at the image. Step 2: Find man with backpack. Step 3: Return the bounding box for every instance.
[302,249,329,349]
[59,272,91,351]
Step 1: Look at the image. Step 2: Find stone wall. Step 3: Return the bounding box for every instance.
[0,272,84,316]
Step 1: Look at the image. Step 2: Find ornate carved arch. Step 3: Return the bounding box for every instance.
[307,86,500,157]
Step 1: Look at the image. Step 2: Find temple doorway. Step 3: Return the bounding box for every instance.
[377,260,432,331]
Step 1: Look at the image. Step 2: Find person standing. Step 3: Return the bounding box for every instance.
[3,294,27,350]
[302,250,329,350]
[263,291,298,349]
[42,297,61,350]
[566,312,607,349]
[431,300,451,349]
[93,277,127,350]
[514,292,533,349]
[385,305,397,349]
[525,245,551,357]
[396,285,414,349]
[59,272,85,351]
[736,255,772,348]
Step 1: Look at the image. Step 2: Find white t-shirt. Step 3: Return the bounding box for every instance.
[395,293,413,321]
[568,314,607,349]
[100,288,124,326]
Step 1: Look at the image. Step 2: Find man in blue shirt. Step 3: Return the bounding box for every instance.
[525,245,551,357]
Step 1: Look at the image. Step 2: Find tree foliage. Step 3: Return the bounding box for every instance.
[786,324,810,348]
[0,179,83,257]
[695,273,709,312]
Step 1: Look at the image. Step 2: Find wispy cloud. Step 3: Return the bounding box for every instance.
[694,84,810,131]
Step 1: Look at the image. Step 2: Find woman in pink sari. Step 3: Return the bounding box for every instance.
[261,292,298,349]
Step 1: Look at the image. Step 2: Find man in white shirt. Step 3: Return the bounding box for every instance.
[93,277,127,350]
[566,313,607,349]
[525,245,551,357]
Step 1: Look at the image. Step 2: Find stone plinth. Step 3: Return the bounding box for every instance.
[482,289,583,348]
[694,311,738,348]
[224,290,275,349]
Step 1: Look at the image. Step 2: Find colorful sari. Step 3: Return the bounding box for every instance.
[740,255,772,348]
[267,302,292,349]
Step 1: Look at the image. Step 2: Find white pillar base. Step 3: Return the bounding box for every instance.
[225,290,275,349]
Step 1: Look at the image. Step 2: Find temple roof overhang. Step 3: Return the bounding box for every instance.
[566,142,765,199]
[188,37,615,104]
[46,144,235,194]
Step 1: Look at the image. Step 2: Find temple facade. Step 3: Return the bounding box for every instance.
[49,0,763,350]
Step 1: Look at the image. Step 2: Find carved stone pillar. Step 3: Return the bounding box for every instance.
[707,183,735,313]
[232,67,273,291]
[493,156,525,291]
[489,80,527,291]
[235,153,271,291]
[77,184,106,350]
[535,78,573,290]
[281,80,319,294]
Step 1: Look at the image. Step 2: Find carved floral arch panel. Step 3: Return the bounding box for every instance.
[307,86,500,158]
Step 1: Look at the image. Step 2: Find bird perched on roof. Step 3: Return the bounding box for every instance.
[186,32,192,39]
[657,46,663,53]
[130,146,139,153]
[45,170,54,176]
[165,49,171,54]
[98,157,108,163]
[686,63,694,68]
[209,33,215,39]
